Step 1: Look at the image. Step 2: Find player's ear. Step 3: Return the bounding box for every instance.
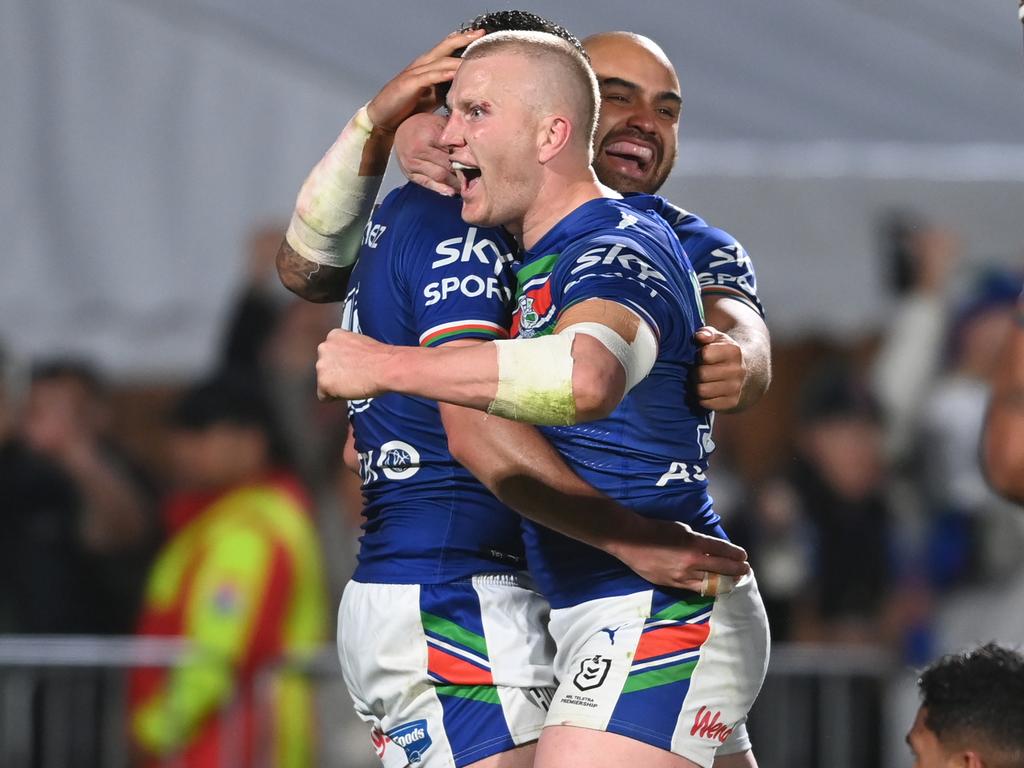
[537,115,573,164]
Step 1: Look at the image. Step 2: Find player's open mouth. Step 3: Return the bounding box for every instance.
[451,161,482,196]
[603,139,655,178]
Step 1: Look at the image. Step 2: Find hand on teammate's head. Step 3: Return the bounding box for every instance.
[395,113,458,197]
[366,29,484,133]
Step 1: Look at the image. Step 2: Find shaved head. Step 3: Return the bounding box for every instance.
[584,31,675,70]
[462,31,600,159]
[582,32,682,194]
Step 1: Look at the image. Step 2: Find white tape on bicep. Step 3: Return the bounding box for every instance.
[286,104,384,268]
[562,319,658,394]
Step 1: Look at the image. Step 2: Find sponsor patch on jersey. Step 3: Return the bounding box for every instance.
[378,440,421,481]
[387,719,432,763]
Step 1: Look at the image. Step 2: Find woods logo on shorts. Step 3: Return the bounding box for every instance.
[387,720,432,763]
[690,706,734,743]
[573,655,611,691]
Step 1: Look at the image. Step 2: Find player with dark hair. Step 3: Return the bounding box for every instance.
[280,12,749,768]
[908,642,1024,768]
[316,30,769,768]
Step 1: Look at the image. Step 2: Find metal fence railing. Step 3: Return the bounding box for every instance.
[0,637,900,768]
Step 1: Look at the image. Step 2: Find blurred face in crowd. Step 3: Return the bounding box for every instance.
[22,374,105,457]
[800,417,884,501]
[169,424,268,491]
[957,305,1014,381]
[585,32,681,195]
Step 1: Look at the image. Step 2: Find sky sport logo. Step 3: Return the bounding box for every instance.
[387,720,432,763]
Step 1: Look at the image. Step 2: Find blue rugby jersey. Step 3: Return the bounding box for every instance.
[628,194,764,318]
[511,196,726,608]
[343,183,525,584]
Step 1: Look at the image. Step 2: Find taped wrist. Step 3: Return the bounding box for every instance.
[286,104,383,268]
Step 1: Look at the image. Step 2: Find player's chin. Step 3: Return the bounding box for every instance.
[459,199,496,228]
[595,163,650,196]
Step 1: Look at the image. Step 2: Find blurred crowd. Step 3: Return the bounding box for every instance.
[1,216,1022,762]
[717,212,1024,664]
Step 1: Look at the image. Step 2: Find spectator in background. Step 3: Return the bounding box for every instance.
[219,224,348,492]
[731,477,815,643]
[0,349,91,633]
[871,212,959,464]
[982,279,1024,505]
[907,642,1024,768]
[4,357,156,634]
[918,270,1022,587]
[129,374,328,768]
[218,223,359,600]
[783,359,898,644]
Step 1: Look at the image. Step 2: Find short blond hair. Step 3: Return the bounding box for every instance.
[462,31,600,160]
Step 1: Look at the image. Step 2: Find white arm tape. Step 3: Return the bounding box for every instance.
[285,104,384,268]
[563,318,658,394]
[486,316,658,426]
[488,333,576,426]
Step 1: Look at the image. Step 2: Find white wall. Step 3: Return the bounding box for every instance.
[3,0,1023,376]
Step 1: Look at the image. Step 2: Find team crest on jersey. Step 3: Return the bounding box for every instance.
[518,296,540,329]
[511,283,555,338]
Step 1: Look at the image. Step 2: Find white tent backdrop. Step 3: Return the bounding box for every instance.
[3,0,1024,376]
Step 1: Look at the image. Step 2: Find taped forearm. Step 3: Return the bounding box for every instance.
[286,105,388,268]
[488,334,577,426]
[485,321,657,426]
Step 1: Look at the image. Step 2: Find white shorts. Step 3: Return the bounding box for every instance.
[338,574,556,768]
[544,571,770,768]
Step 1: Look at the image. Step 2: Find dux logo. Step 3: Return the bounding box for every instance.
[378,440,420,481]
[690,706,735,743]
[573,655,611,691]
[387,720,432,764]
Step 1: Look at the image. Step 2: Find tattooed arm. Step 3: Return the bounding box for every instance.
[277,30,481,304]
[276,236,353,303]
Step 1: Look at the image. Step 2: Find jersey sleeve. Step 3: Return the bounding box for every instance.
[686,232,764,318]
[398,209,517,347]
[552,232,690,342]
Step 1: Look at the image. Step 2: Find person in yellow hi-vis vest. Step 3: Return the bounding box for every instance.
[129,374,328,768]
